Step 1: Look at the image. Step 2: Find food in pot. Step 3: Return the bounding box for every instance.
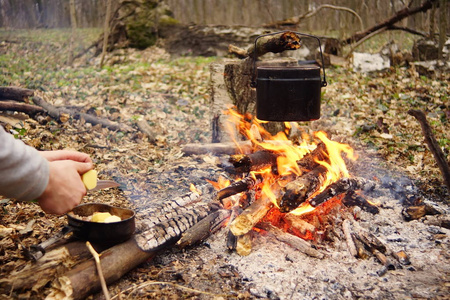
[91,212,121,223]
[82,169,98,190]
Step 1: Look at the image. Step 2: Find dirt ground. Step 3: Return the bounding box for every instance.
[0,30,449,299]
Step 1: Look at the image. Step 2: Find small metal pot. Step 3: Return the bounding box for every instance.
[27,203,135,261]
[251,31,327,122]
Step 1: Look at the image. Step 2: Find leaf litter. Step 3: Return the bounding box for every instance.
[0,29,448,299]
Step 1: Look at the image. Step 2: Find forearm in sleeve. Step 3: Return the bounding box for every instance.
[0,126,49,201]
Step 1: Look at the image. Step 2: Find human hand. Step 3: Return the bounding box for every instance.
[37,160,93,215]
[39,150,92,163]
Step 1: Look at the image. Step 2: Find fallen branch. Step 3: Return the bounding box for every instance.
[344,0,437,44]
[48,239,156,300]
[0,86,34,101]
[408,109,450,192]
[32,96,133,132]
[0,101,44,116]
[229,195,273,236]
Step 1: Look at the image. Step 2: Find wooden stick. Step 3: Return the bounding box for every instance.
[0,86,34,101]
[216,175,261,201]
[342,219,357,257]
[182,141,253,155]
[408,109,450,193]
[260,223,325,259]
[0,101,44,116]
[284,214,316,235]
[32,96,133,132]
[278,165,328,212]
[86,241,110,300]
[308,177,374,207]
[229,196,273,236]
[50,239,156,300]
[229,150,279,173]
[136,119,156,144]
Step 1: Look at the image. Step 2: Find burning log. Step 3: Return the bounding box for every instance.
[229,196,273,236]
[278,165,328,212]
[259,223,325,258]
[229,150,279,173]
[216,175,261,201]
[176,209,231,249]
[308,177,375,208]
[296,142,328,171]
[135,203,220,252]
[284,214,316,235]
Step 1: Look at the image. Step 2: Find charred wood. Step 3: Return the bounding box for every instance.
[309,177,375,208]
[0,86,34,101]
[296,142,328,172]
[401,204,441,221]
[229,150,279,173]
[278,165,328,212]
[135,203,220,252]
[393,250,411,266]
[176,209,231,249]
[342,191,379,214]
[260,223,325,259]
[230,196,273,236]
[216,175,261,201]
[136,190,203,232]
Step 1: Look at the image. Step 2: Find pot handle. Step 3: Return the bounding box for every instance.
[24,225,75,261]
[250,31,328,88]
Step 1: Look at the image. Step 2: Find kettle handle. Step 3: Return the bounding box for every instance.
[250,31,328,88]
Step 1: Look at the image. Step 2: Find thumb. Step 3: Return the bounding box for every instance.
[75,161,94,175]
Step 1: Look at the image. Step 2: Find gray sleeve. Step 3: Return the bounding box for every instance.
[0,126,49,201]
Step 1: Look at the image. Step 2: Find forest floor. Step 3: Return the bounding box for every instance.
[0,28,448,299]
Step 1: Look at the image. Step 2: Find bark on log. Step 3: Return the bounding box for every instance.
[308,177,375,208]
[0,101,44,116]
[176,209,231,249]
[0,86,34,101]
[229,150,279,173]
[48,238,156,300]
[296,142,329,172]
[32,96,133,132]
[229,31,301,59]
[278,165,328,212]
[182,141,253,155]
[408,109,450,193]
[216,175,261,201]
[343,0,438,45]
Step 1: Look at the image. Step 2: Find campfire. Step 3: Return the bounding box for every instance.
[135,108,386,263]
